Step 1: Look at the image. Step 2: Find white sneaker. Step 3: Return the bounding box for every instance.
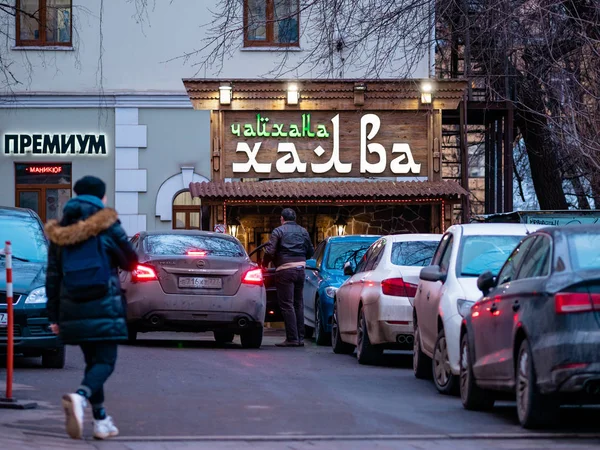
[62,393,87,439]
[93,416,119,440]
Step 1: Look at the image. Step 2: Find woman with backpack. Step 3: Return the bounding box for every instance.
[45,176,138,440]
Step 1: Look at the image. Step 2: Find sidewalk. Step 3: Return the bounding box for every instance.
[1,427,600,450]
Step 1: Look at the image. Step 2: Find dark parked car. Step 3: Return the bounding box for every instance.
[460,225,600,428]
[0,207,65,368]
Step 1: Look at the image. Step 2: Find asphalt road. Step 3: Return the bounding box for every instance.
[1,329,599,449]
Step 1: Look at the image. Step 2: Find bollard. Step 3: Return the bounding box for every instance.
[0,241,37,409]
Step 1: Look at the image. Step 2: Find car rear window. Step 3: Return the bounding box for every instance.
[458,235,522,277]
[145,235,245,258]
[0,217,47,263]
[391,241,439,267]
[325,240,378,270]
[568,231,600,271]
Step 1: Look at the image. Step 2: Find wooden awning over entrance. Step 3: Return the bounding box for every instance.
[189,180,467,203]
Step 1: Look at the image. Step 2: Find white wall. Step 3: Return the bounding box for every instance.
[0,0,430,95]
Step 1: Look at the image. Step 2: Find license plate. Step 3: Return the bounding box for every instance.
[0,313,7,327]
[178,277,222,289]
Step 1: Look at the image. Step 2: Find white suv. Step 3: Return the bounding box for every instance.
[412,223,542,394]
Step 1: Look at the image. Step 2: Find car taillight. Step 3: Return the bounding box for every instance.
[381,278,418,297]
[132,264,158,282]
[187,250,207,256]
[242,268,263,286]
[555,292,598,314]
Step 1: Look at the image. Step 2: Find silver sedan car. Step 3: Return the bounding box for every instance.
[120,231,266,348]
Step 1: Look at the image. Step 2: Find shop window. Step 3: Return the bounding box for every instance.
[244,0,299,47]
[16,0,72,47]
[15,163,72,223]
[172,190,202,230]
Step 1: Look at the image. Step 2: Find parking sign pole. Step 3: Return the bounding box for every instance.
[5,241,13,400]
[0,241,36,409]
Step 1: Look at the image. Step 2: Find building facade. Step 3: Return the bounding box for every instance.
[0,0,446,238]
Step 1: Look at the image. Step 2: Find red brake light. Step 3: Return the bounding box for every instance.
[187,250,207,256]
[132,264,158,282]
[381,278,418,297]
[555,292,594,314]
[242,268,263,286]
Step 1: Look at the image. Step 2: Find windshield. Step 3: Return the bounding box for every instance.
[145,235,245,258]
[391,241,439,267]
[458,235,522,277]
[325,240,378,270]
[568,231,600,271]
[0,217,48,263]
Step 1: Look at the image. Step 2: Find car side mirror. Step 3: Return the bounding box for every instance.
[343,261,354,276]
[306,259,317,271]
[477,271,497,295]
[419,265,447,283]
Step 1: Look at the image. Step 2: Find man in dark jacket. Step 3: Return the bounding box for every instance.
[45,176,138,440]
[263,208,314,347]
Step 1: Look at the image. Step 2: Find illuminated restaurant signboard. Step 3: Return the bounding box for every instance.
[3,133,108,155]
[223,111,428,179]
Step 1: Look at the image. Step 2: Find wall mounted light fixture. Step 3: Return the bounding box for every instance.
[228,217,241,236]
[219,83,232,105]
[420,82,433,104]
[334,217,347,236]
[287,83,300,105]
[354,83,366,106]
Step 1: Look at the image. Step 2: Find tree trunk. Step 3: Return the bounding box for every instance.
[515,65,569,210]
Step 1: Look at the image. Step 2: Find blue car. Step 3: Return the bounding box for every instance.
[303,235,380,345]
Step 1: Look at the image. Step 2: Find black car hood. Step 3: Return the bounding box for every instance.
[0,259,46,295]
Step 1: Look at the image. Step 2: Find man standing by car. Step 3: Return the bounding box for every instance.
[45,176,138,440]
[263,208,314,347]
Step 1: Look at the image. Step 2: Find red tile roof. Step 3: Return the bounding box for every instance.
[189,180,467,201]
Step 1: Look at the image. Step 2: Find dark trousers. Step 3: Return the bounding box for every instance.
[276,267,305,342]
[79,342,118,407]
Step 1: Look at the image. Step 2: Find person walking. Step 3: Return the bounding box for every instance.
[45,176,138,440]
[263,208,314,347]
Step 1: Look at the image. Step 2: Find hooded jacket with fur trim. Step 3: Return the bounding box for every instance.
[45,197,138,344]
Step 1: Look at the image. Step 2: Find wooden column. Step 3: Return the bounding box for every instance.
[432,109,443,181]
[495,117,504,213]
[503,105,514,212]
[459,98,470,223]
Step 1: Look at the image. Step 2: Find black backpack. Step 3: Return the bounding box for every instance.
[61,234,112,301]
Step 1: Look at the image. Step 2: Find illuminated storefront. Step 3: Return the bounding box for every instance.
[183,79,469,250]
[0,109,115,223]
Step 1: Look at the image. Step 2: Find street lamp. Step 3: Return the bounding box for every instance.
[219,83,232,105]
[334,217,347,236]
[228,217,241,237]
[421,82,433,104]
[287,83,300,105]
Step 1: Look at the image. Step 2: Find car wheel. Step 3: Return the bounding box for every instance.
[214,331,235,344]
[240,327,263,349]
[42,346,66,369]
[516,339,559,428]
[304,325,314,340]
[127,326,138,344]
[460,334,495,410]
[331,299,354,355]
[413,321,432,379]
[433,328,459,395]
[315,298,331,346]
[356,308,383,365]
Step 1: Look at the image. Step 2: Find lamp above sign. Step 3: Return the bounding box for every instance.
[223,111,428,179]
